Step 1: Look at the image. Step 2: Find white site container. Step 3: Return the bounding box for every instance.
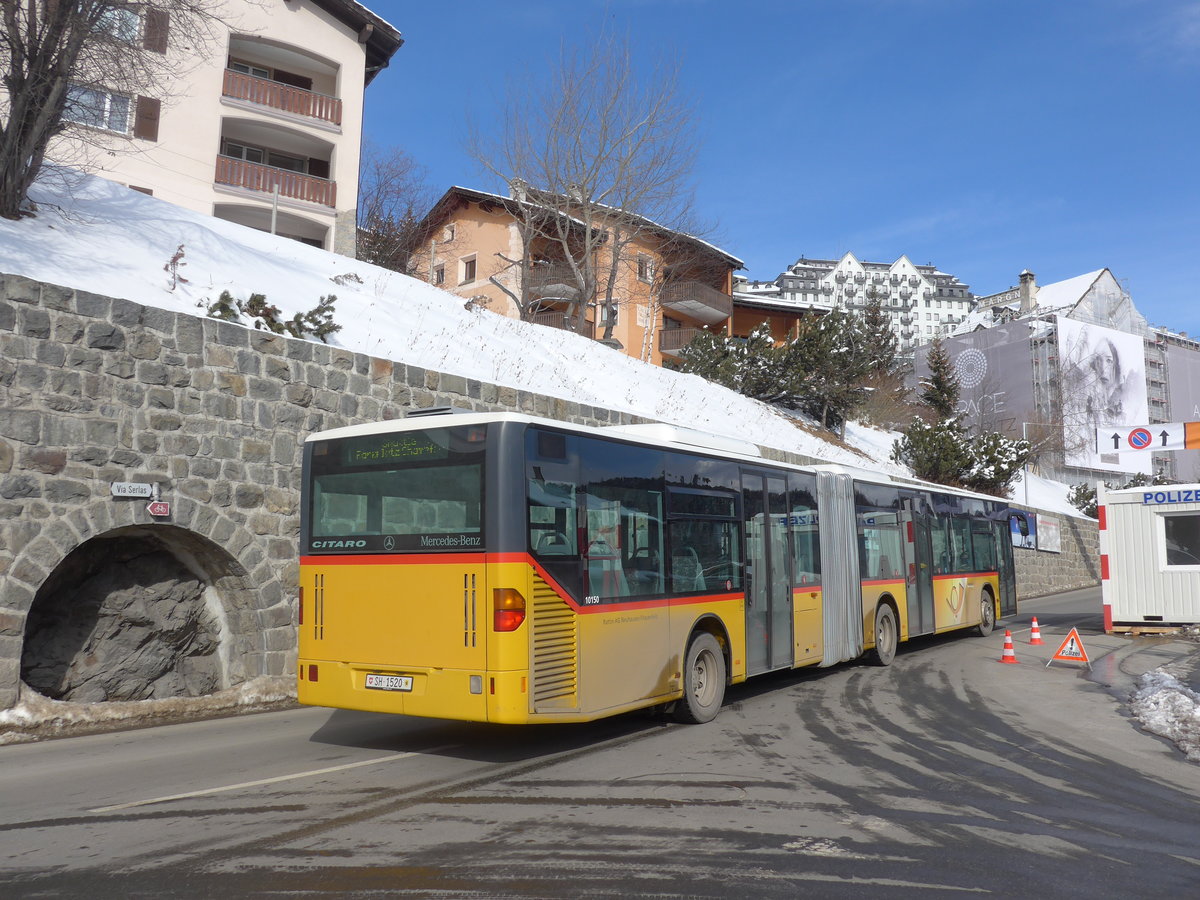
[1098,482,1200,631]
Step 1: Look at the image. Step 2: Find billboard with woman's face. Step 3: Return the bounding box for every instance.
[1057,317,1151,474]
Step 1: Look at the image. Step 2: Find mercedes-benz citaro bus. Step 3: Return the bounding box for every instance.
[297,409,1016,725]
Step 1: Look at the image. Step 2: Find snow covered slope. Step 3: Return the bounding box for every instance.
[1,171,902,473]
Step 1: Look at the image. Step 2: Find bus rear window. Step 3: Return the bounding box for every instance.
[307,427,485,553]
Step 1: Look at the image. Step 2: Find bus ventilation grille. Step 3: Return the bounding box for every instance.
[531,576,579,710]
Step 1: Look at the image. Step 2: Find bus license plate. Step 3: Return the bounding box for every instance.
[365,674,413,692]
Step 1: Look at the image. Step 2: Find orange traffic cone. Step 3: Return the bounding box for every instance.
[1000,630,1019,664]
[1029,617,1045,645]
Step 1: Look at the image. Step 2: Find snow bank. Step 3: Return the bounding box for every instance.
[0,678,294,745]
[1130,669,1200,762]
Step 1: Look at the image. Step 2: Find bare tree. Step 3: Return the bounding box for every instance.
[469,32,706,337]
[0,0,225,219]
[356,139,435,273]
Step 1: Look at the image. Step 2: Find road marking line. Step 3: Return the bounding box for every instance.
[87,744,459,813]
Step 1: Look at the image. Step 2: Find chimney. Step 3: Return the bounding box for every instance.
[508,178,528,202]
[1019,269,1037,313]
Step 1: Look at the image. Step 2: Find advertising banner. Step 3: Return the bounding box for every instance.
[1057,316,1150,475]
[911,321,1038,439]
[1009,510,1037,549]
[1037,515,1061,553]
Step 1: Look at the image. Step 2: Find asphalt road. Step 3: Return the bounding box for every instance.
[1,587,1198,898]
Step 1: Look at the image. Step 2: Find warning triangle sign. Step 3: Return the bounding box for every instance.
[1046,627,1091,669]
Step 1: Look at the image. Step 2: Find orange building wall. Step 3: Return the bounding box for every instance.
[731,307,805,344]
[409,196,738,368]
[407,200,521,317]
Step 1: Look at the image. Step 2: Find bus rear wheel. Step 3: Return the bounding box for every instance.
[675,632,726,724]
[870,604,897,666]
[975,590,996,636]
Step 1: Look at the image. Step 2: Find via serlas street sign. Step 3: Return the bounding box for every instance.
[110,482,154,498]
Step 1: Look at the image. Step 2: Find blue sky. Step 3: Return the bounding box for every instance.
[363,1,1200,336]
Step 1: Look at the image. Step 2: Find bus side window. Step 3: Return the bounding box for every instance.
[787,473,820,586]
[949,519,974,572]
[628,547,663,593]
[930,520,950,574]
[971,523,996,571]
[666,519,741,594]
[529,480,578,557]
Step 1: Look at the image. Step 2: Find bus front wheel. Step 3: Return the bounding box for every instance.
[975,591,996,636]
[675,632,726,724]
[870,604,897,666]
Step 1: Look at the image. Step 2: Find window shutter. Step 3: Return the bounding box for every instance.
[308,157,330,179]
[144,9,169,54]
[133,96,160,141]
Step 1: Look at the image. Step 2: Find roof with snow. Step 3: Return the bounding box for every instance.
[1031,269,1109,313]
[416,186,744,270]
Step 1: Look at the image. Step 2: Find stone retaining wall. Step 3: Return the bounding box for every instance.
[0,273,1099,710]
[1011,511,1100,599]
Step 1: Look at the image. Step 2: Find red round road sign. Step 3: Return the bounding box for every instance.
[1127,428,1153,450]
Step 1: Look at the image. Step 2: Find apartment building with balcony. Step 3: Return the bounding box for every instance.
[738,252,975,351]
[408,186,743,368]
[31,0,402,256]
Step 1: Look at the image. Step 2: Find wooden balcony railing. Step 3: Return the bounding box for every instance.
[529,309,593,336]
[660,281,732,324]
[215,156,336,208]
[222,69,342,126]
[526,264,582,302]
[659,326,709,355]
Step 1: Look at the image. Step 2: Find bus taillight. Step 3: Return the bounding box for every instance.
[493,588,526,632]
[298,587,304,625]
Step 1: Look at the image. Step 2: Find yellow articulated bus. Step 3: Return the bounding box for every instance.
[297,410,1016,725]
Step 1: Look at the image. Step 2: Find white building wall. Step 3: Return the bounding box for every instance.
[32,1,389,255]
[742,252,975,351]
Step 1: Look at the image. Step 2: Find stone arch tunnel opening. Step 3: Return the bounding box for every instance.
[20,525,245,703]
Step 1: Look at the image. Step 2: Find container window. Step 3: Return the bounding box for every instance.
[1164,514,1200,566]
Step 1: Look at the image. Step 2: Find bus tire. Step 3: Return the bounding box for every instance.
[975,589,996,637]
[869,604,897,666]
[675,632,726,724]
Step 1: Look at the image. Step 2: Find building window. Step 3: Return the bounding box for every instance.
[221,140,307,173]
[223,140,264,164]
[96,6,141,42]
[63,84,131,133]
[229,59,271,80]
[637,255,654,283]
[434,265,445,285]
[444,224,456,243]
[461,257,477,284]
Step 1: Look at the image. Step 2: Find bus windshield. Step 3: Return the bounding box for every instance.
[306,425,486,553]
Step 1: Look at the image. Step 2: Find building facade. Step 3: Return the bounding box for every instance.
[737,252,975,351]
[917,268,1200,488]
[22,1,402,255]
[408,186,745,368]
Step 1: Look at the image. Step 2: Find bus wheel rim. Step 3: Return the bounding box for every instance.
[693,650,714,703]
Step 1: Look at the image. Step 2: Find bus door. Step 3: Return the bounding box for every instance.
[742,470,793,674]
[993,519,1017,616]
[901,495,936,636]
